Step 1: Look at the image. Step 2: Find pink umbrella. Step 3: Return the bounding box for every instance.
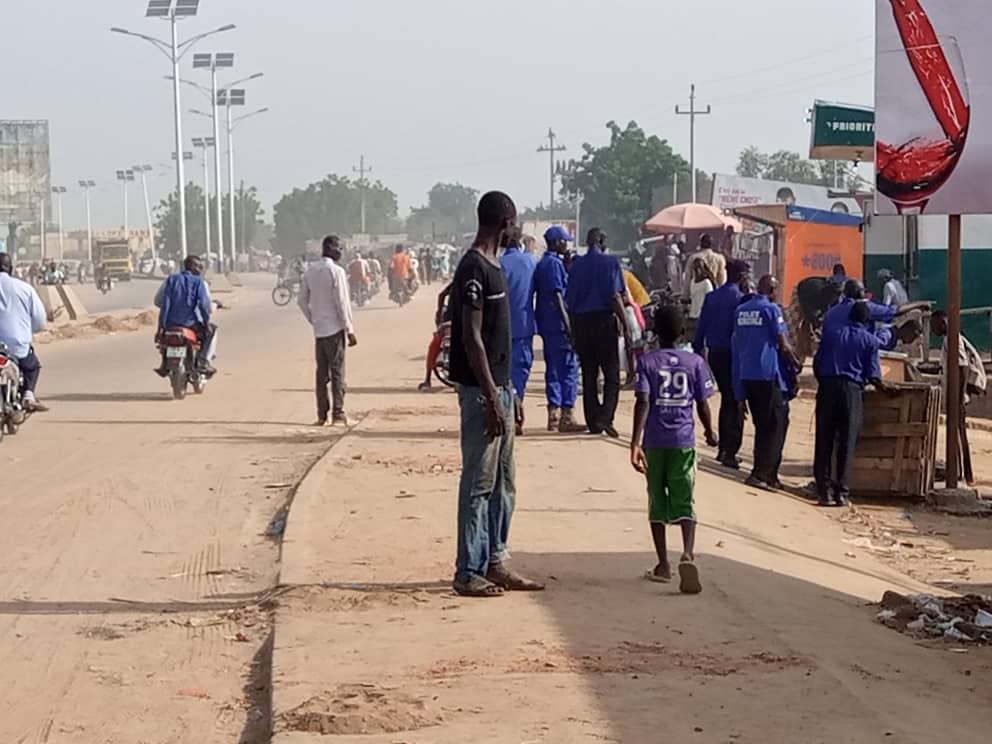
[644,203,742,234]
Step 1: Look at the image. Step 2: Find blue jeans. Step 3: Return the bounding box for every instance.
[511,337,534,400]
[541,334,579,409]
[455,385,516,581]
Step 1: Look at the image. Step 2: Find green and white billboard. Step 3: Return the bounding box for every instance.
[809,100,874,162]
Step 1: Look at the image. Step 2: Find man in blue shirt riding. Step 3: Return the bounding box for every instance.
[694,259,750,469]
[500,226,538,433]
[565,228,630,438]
[732,275,798,490]
[0,253,48,412]
[154,255,217,377]
[813,301,888,507]
[534,225,584,433]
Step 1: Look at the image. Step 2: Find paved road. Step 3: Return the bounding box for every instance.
[68,276,163,315]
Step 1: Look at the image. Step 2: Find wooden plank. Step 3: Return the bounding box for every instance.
[861,422,930,437]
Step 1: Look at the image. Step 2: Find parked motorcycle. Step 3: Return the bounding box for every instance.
[0,343,27,439]
[158,328,207,400]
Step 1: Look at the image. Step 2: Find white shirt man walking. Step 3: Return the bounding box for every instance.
[298,235,358,426]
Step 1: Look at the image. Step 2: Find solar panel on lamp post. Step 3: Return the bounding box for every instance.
[192,136,214,264]
[193,52,234,271]
[51,186,67,260]
[78,180,96,262]
[111,0,235,259]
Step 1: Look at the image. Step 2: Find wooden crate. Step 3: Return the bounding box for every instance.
[850,382,941,498]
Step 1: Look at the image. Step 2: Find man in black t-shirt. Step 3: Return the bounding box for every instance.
[450,191,545,598]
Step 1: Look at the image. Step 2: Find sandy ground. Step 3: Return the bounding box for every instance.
[0,275,336,744]
[271,292,992,743]
[5,274,991,743]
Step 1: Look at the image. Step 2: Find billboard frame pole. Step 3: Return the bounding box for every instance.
[945,214,962,489]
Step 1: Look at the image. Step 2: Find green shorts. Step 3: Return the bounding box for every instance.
[645,448,697,525]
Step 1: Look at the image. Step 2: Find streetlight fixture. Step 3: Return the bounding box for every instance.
[132,164,157,264]
[192,52,234,270]
[192,136,215,263]
[51,186,67,260]
[78,180,96,262]
[116,169,136,247]
[110,0,236,259]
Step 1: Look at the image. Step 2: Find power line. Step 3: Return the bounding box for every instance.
[695,35,873,88]
[709,65,873,106]
[536,128,567,209]
[352,155,372,233]
[675,84,711,203]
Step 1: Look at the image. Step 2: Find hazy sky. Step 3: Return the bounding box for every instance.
[8,0,874,231]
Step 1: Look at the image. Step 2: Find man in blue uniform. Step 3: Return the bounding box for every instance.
[565,228,630,438]
[500,227,538,434]
[693,259,750,469]
[822,279,928,337]
[813,301,888,507]
[534,226,584,433]
[732,275,797,489]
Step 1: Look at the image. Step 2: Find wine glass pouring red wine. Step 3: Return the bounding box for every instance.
[876,0,971,214]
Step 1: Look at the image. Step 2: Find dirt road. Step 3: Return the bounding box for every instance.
[270,288,992,743]
[4,275,990,743]
[0,275,337,743]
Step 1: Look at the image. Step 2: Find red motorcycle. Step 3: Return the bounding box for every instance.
[158,328,207,400]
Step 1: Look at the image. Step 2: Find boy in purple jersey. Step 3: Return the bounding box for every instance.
[631,305,717,594]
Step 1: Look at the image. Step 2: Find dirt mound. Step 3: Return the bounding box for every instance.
[277,684,443,735]
[135,310,157,326]
[93,315,127,332]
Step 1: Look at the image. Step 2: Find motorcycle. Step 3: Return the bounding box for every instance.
[158,328,207,400]
[97,275,115,295]
[351,279,370,308]
[0,343,27,439]
[432,321,453,387]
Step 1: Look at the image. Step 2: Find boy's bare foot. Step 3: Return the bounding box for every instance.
[678,560,702,595]
[644,562,672,583]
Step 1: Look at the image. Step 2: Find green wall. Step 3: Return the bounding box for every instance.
[864,250,992,351]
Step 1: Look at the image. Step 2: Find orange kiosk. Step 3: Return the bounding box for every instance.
[732,204,863,301]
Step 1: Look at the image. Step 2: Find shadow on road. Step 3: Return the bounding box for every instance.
[507,550,986,742]
[45,392,173,403]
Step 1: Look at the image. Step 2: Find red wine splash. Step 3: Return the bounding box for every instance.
[876,0,971,211]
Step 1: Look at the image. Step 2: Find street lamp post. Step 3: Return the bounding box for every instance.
[51,186,67,260]
[78,180,96,262]
[111,0,235,260]
[192,53,233,271]
[192,136,214,264]
[132,164,156,264]
[116,169,136,248]
[224,91,267,270]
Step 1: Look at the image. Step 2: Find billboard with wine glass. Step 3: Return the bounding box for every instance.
[875,0,986,215]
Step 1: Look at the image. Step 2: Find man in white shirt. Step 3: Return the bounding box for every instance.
[878,268,910,307]
[298,235,358,426]
[0,253,48,412]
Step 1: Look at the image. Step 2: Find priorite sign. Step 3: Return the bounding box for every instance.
[809,100,875,162]
[875,0,991,215]
[710,174,862,215]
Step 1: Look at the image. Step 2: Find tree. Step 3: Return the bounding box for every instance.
[272,175,399,254]
[735,146,857,189]
[559,121,695,247]
[405,182,478,242]
[154,183,264,262]
[736,146,768,178]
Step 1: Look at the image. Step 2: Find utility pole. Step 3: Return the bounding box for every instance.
[675,84,711,203]
[353,155,371,234]
[537,128,567,209]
